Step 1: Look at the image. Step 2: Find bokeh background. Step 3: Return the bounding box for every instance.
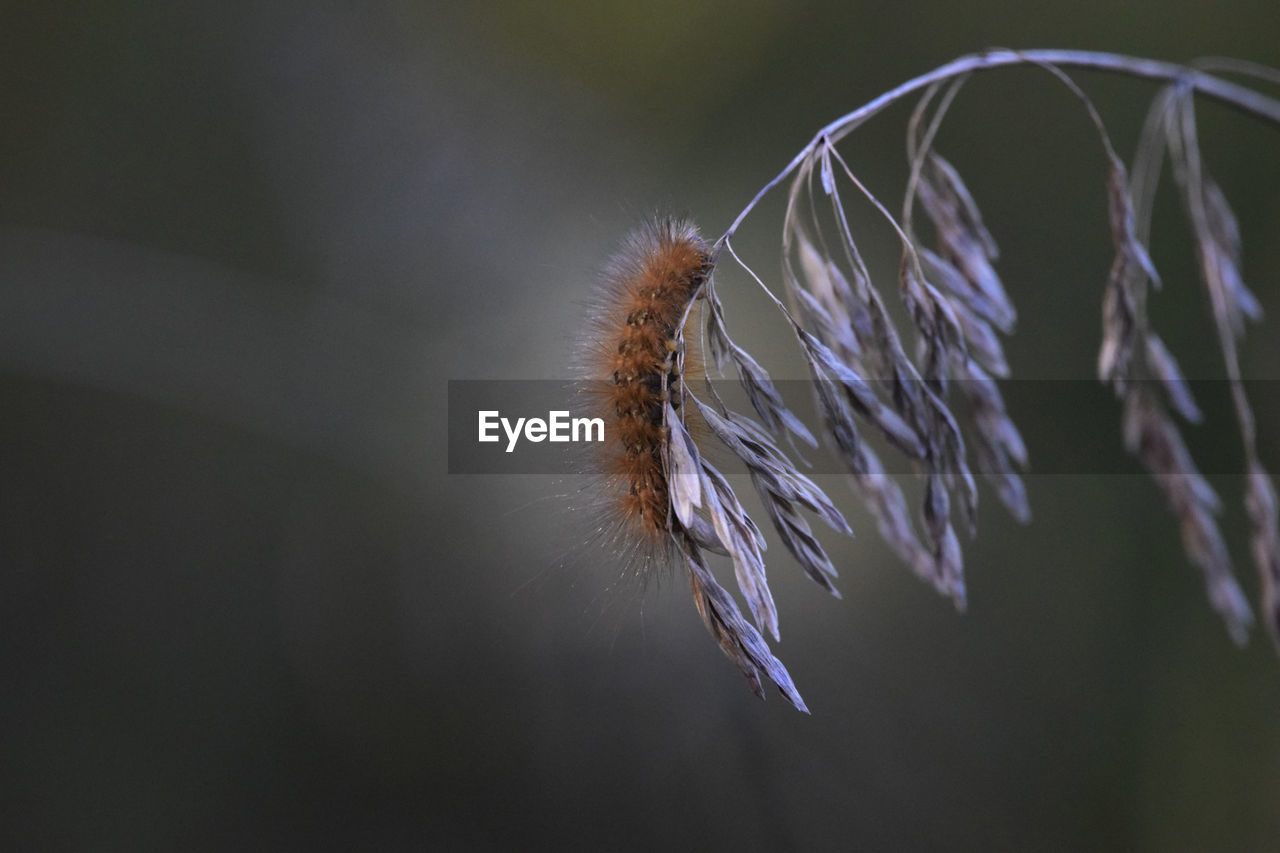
[3,2,1279,850]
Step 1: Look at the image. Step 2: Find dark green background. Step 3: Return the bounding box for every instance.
[2,3,1279,850]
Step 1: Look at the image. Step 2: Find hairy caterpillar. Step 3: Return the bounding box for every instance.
[576,217,815,711]
[580,216,711,549]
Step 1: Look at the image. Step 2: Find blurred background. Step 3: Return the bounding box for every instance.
[3,2,1279,850]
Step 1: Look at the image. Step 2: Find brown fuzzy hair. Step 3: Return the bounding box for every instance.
[579,216,712,547]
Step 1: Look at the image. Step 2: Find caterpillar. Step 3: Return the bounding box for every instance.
[581,216,712,549]
[576,217,812,711]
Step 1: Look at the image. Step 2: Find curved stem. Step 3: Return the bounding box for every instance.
[716,48,1280,246]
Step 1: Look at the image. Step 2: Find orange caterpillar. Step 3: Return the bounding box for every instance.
[579,217,810,711]
[582,217,712,549]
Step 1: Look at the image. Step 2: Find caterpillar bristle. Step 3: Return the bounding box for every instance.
[575,217,814,712]
[580,216,712,550]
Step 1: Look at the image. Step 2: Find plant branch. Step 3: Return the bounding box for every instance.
[718,48,1280,245]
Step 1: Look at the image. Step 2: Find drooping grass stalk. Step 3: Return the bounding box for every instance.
[592,49,1280,711]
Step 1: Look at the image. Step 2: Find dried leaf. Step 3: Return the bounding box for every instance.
[665,402,702,528]
[1245,461,1280,649]
[796,326,926,458]
[700,460,778,639]
[1144,334,1202,423]
[682,537,808,712]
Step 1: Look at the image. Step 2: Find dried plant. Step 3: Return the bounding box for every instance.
[586,49,1280,712]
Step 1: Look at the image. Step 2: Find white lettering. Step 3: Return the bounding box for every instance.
[502,417,525,453]
[482,410,605,451]
[548,411,570,442]
[478,411,499,442]
[573,416,604,442]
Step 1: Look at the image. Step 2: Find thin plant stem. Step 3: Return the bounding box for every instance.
[718,48,1280,246]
